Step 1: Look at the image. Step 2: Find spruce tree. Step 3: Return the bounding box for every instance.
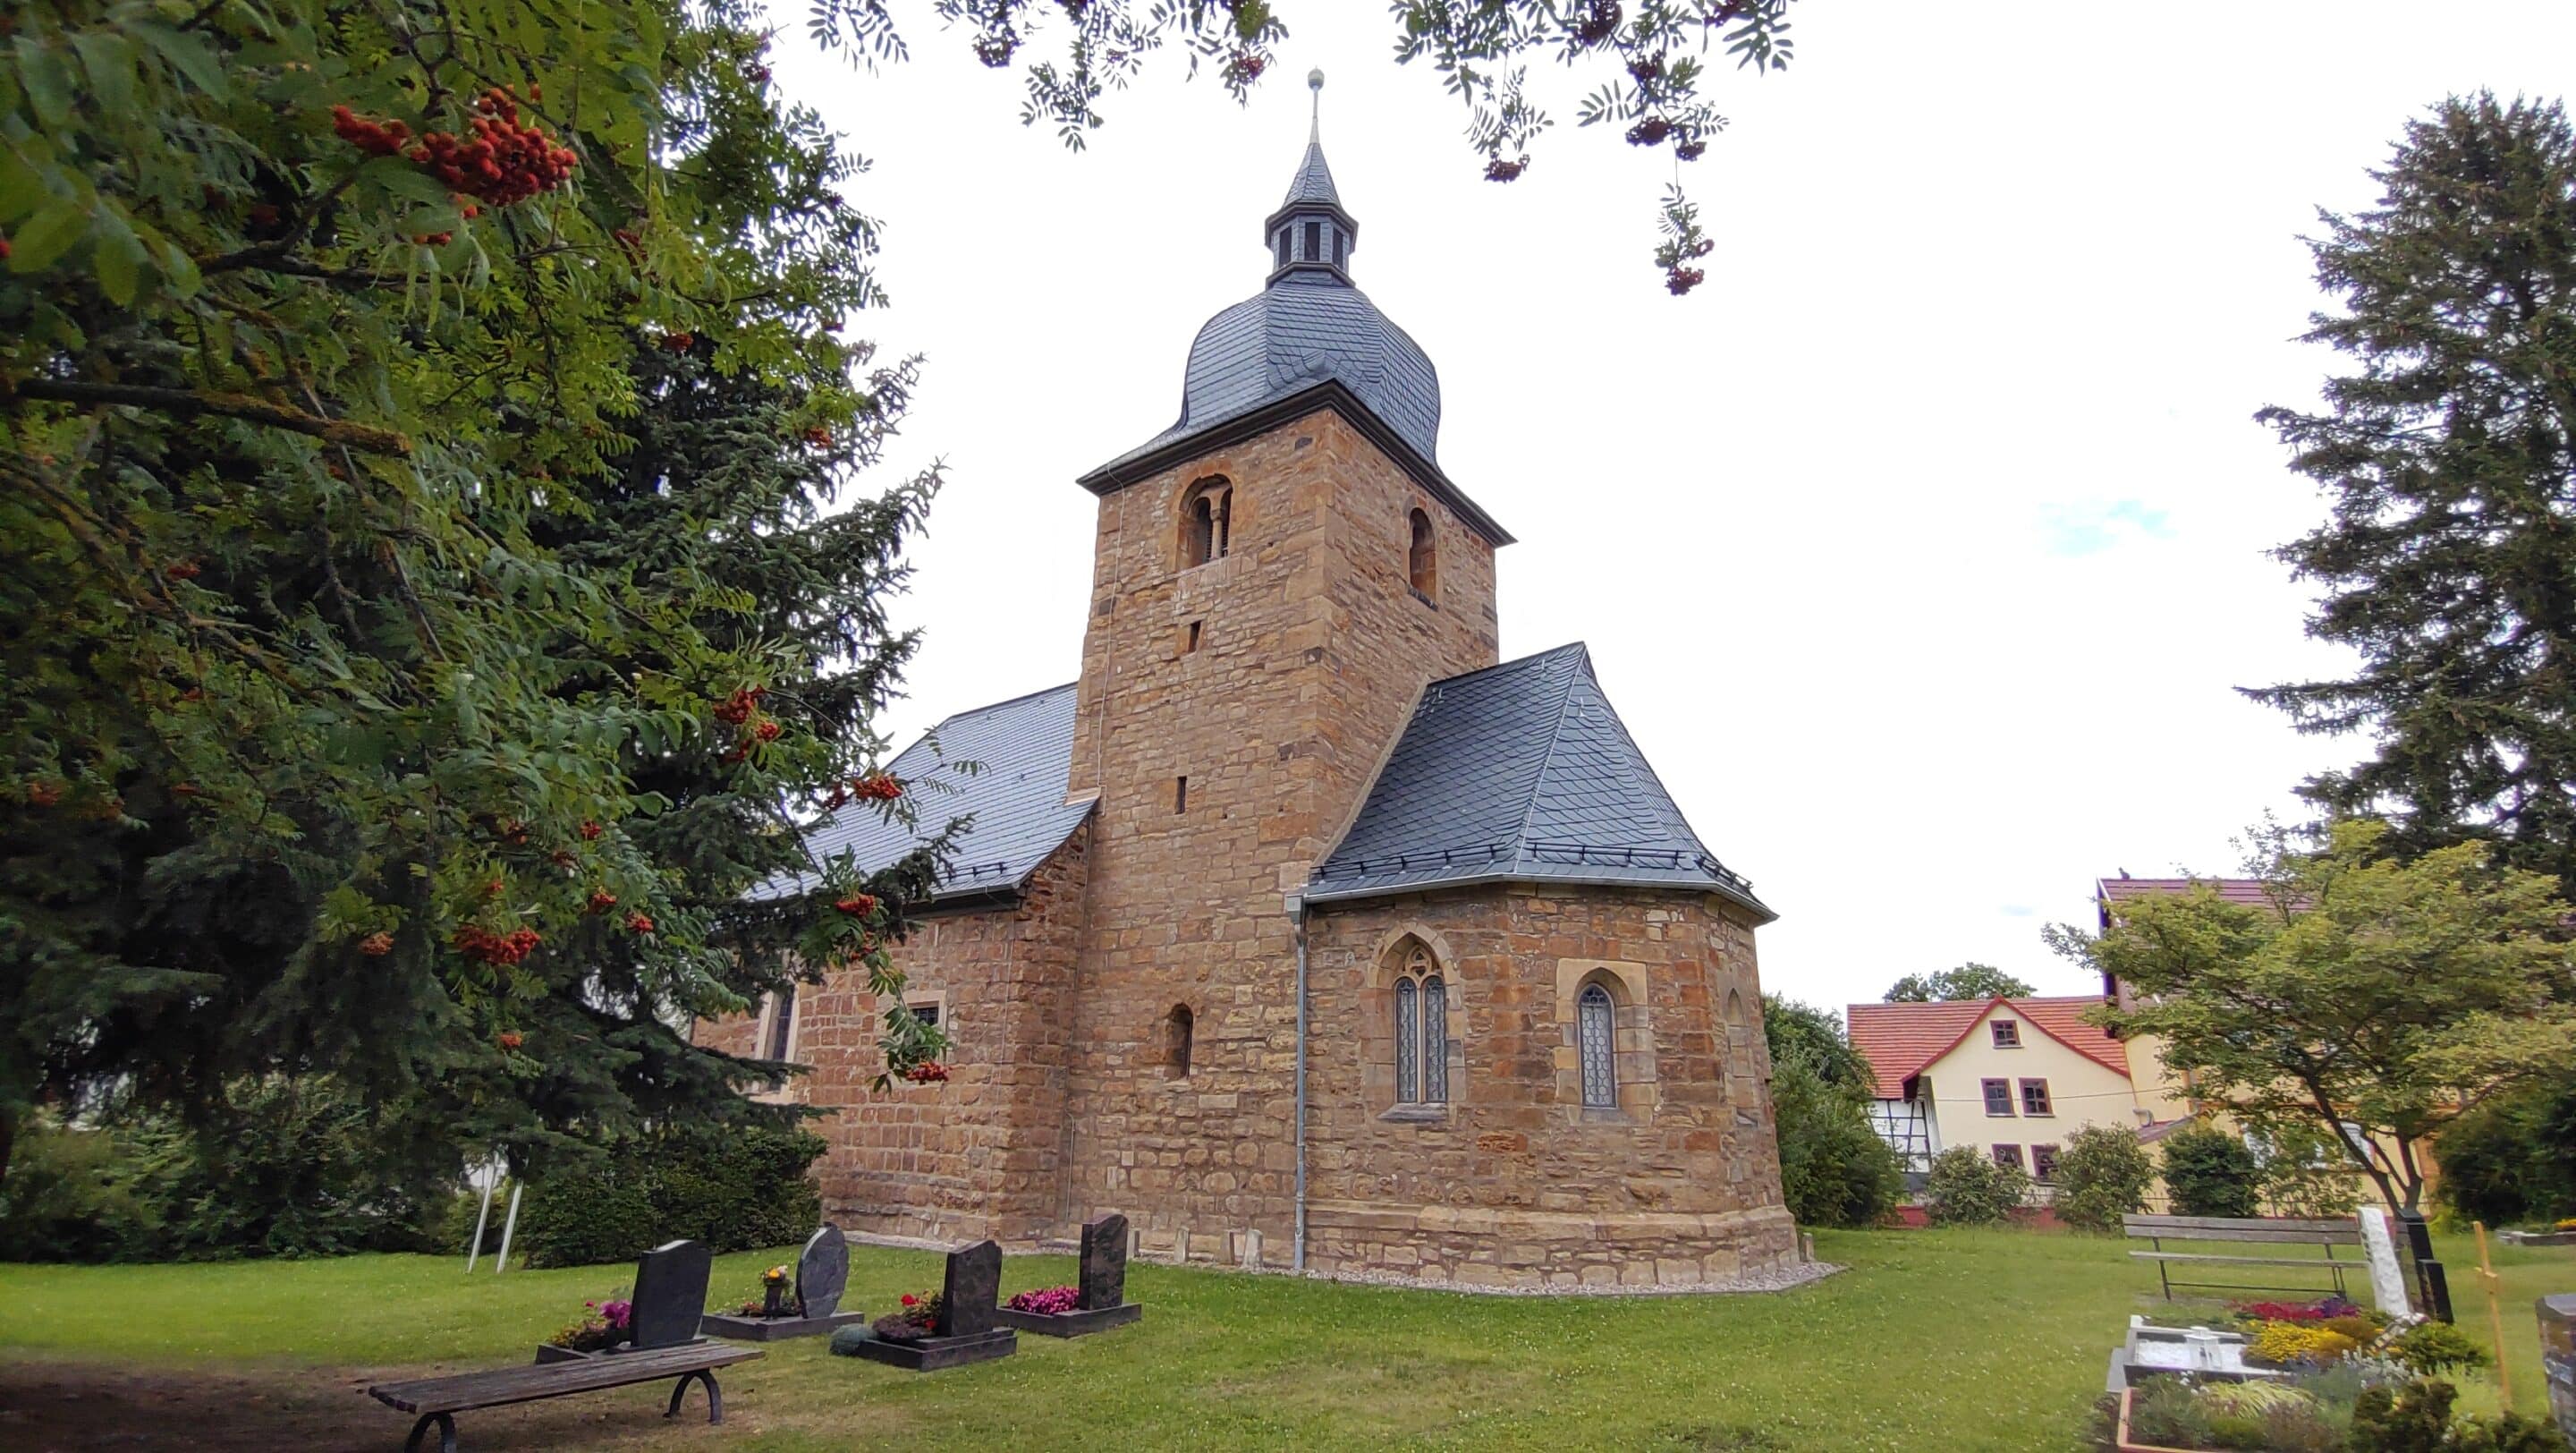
[2253,94,2576,892]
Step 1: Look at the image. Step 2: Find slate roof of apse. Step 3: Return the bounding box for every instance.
[1843,996,2131,1100]
[750,683,1093,905]
[1307,643,1768,917]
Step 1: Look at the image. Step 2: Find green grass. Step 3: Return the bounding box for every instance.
[0,1228,2563,1450]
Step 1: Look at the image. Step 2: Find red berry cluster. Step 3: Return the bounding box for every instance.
[0,236,13,261]
[1572,0,1623,44]
[498,1031,525,1050]
[801,427,834,448]
[358,930,394,956]
[972,34,1018,68]
[835,893,878,918]
[586,890,619,914]
[1665,266,1707,295]
[852,772,902,802]
[1484,157,1528,183]
[453,924,541,964]
[414,89,577,208]
[166,559,203,580]
[903,1061,951,1084]
[754,720,783,743]
[661,331,695,353]
[713,686,766,725]
[25,780,63,808]
[1675,139,1707,161]
[332,105,414,157]
[1224,50,1267,88]
[1625,116,1672,147]
[579,820,604,841]
[626,913,656,935]
[1627,55,1665,82]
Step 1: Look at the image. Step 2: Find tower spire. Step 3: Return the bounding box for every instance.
[1267,69,1357,284]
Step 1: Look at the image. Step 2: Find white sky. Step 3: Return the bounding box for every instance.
[759,1,2576,1017]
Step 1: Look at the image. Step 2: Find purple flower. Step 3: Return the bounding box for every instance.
[1005,1285,1080,1316]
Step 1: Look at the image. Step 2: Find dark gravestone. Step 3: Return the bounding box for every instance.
[1079,1214,1130,1311]
[938,1239,1002,1338]
[798,1225,849,1321]
[629,1239,714,1350]
[2540,1295,2575,1449]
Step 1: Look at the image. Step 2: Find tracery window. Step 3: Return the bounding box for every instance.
[1392,944,1448,1105]
[1578,981,1617,1109]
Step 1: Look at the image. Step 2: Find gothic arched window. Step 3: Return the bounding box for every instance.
[1578,981,1617,1109]
[1182,479,1232,568]
[1407,508,1436,600]
[1392,944,1448,1105]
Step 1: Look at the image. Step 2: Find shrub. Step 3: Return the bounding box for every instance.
[0,1119,163,1262]
[2161,1123,2262,1219]
[2390,1320,2490,1375]
[1768,1058,1904,1228]
[2053,1125,2156,1232]
[1920,1146,2030,1226]
[134,1077,451,1260]
[2251,1320,2361,1366]
[2430,1078,2576,1228]
[512,1124,825,1269]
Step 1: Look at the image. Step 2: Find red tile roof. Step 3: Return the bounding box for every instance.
[1844,995,2130,1100]
[2097,876,2274,907]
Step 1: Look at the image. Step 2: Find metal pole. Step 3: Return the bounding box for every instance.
[464,1173,496,1273]
[1291,895,1309,1273]
[2472,1222,2512,1406]
[494,1182,523,1274]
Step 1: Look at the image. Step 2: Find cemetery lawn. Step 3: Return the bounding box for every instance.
[0,1227,2561,1451]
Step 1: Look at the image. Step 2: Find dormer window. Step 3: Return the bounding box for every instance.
[1991,1019,2021,1049]
[1182,478,1232,567]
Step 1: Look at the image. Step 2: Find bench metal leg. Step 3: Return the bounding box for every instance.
[405,1412,458,1453]
[665,1369,724,1425]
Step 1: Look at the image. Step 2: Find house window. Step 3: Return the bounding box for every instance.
[1182,479,1232,567]
[1992,1143,2025,1172]
[2031,1143,2060,1183]
[1164,1005,1192,1079]
[1982,1078,2014,1117]
[1392,946,1448,1104]
[1407,508,1436,601]
[908,1000,940,1031]
[763,985,797,1060]
[1579,982,1617,1109]
[1990,1019,2021,1049]
[2020,1078,2053,1117]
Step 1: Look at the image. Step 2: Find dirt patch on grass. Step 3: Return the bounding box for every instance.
[0,1356,759,1451]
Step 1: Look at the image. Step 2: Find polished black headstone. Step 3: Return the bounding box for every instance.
[937,1239,1002,1338]
[797,1225,849,1320]
[1078,1213,1130,1311]
[629,1238,713,1349]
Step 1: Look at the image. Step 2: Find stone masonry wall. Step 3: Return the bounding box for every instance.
[695,827,1090,1245]
[1300,884,1797,1288]
[1055,406,1501,1261]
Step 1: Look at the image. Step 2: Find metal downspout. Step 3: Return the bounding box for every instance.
[1291,893,1309,1272]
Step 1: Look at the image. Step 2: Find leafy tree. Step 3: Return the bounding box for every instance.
[1920,1145,2029,1227]
[2074,819,2576,1213]
[1884,964,2035,1003]
[1761,993,1876,1092]
[2250,95,2576,898]
[2052,1125,2155,1233]
[2431,1075,2576,1227]
[2249,1122,2364,1219]
[2158,1123,2261,1219]
[1762,996,1900,1228]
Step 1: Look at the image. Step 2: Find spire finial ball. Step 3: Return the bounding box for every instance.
[1308,68,1325,91]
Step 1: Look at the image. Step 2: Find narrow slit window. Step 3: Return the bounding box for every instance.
[1407,508,1436,599]
[764,985,797,1060]
[1274,229,1290,268]
[1394,977,1419,1103]
[1165,1004,1192,1079]
[1332,228,1346,267]
[1422,974,1448,1103]
[1174,776,1188,813]
[1183,620,1202,654]
[1303,219,1320,260]
[1579,982,1617,1109]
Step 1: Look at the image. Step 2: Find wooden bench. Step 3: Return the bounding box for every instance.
[2123,1213,2360,1301]
[366,1341,765,1451]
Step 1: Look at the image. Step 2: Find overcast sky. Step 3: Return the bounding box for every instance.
[758,1,2576,1017]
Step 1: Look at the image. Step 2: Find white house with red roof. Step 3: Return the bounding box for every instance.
[1847,994,2174,1191]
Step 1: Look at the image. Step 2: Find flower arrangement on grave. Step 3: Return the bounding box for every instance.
[549,1296,633,1353]
[870,1290,941,1343]
[1004,1286,1079,1316]
[2555,1216,2576,1232]
[728,1264,797,1318]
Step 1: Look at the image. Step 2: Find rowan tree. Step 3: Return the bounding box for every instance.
[2251,94,2576,895]
[2071,819,2576,1214]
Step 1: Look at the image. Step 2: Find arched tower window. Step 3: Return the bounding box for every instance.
[1407,508,1436,600]
[1164,1004,1193,1079]
[1578,981,1617,1109]
[1391,943,1448,1105]
[1182,479,1232,568]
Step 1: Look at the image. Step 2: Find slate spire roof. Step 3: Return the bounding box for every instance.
[750,683,1095,905]
[1074,75,1508,545]
[1308,644,1770,919]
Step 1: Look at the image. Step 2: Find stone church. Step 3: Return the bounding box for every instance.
[700,107,1795,1290]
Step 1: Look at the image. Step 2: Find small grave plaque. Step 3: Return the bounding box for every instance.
[629,1239,714,1350]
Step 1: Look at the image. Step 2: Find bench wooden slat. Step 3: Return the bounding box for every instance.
[2130,1251,2356,1269]
[2124,1214,2358,1236]
[2124,1226,2360,1245]
[369,1343,763,1415]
